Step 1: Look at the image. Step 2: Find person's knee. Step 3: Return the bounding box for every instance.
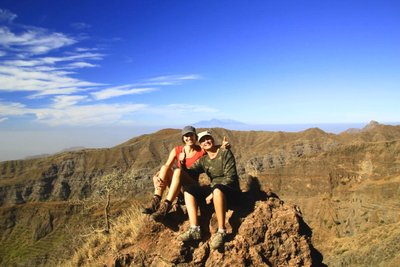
[160,165,167,173]
[184,187,196,197]
[184,191,197,203]
[212,188,225,198]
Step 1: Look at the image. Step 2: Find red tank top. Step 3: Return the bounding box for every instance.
[175,145,205,168]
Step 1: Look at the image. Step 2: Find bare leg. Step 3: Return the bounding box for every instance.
[165,169,182,202]
[154,166,173,196]
[178,190,202,241]
[165,169,196,202]
[184,191,198,226]
[212,188,226,230]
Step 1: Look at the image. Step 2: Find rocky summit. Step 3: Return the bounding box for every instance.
[0,121,400,266]
[109,188,323,267]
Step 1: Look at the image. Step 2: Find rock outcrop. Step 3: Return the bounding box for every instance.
[108,187,324,267]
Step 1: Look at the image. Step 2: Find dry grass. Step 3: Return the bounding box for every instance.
[63,201,146,267]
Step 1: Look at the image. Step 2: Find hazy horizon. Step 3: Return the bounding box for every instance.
[2,120,399,162]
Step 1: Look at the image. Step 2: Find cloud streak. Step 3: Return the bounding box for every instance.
[0,9,105,98]
[0,64,102,97]
[137,74,202,86]
[91,85,156,100]
[0,26,76,55]
[0,100,148,126]
[35,103,149,126]
[51,95,88,108]
[0,101,29,117]
[0,99,218,127]
[0,21,105,97]
[0,9,206,127]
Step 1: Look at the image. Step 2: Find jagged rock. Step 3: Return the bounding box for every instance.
[108,190,323,267]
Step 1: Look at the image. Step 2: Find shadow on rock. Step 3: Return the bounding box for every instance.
[298,215,327,267]
[111,176,327,266]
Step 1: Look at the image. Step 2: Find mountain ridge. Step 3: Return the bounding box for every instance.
[1,122,400,266]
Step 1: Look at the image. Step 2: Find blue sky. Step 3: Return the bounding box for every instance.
[0,0,399,160]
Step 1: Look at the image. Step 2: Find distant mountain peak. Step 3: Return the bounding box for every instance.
[363,120,380,131]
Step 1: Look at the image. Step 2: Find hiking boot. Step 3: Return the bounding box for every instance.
[210,232,226,250]
[141,195,161,214]
[178,228,202,242]
[150,201,172,222]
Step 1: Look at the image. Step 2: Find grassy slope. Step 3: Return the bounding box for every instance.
[0,199,138,266]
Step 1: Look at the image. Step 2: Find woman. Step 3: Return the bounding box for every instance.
[178,130,240,250]
[142,126,229,222]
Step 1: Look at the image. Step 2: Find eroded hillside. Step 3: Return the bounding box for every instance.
[1,121,400,266]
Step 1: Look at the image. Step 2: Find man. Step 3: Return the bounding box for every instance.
[179,130,240,250]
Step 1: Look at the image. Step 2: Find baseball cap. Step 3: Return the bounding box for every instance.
[181,125,196,136]
[197,130,213,142]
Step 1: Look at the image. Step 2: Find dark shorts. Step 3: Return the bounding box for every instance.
[184,184,241,206]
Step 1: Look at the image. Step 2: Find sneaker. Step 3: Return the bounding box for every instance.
[210,232,226,250]
[178,228,202,242]
[150,201,172,222]
[141,195,161,214]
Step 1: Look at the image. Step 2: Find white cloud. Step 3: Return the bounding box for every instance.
[29,88,91,98]
[0,65,101,95]
[88,75,202,101]
[0,26,76,55]
[75,47,99,52]
[148,74,201,82]
[0,9,17,23]
[139,74,202,86]
[91,85,156,100]
[0,100,148,126]
[0,117,8,123]
[51,95,88,108]
[0,99,219,127]
[0,21,104,97]
[35,103,148,126]
[0,101,29,116]
[2,53,104,67]
[0,10,206,128]
[66,62,98,68]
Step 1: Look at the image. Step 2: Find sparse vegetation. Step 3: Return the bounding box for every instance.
[64,202,146,267]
